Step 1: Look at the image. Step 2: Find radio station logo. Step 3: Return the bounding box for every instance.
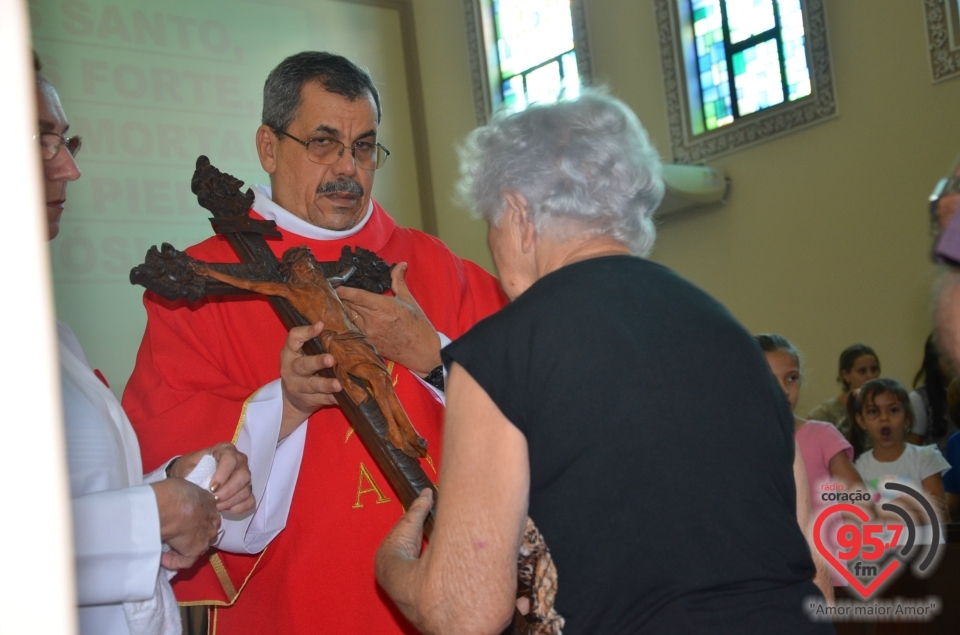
[813,481,944,600]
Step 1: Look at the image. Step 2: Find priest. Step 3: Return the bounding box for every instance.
[122,51,507,634]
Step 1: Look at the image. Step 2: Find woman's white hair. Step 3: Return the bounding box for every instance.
[456,89,664,256]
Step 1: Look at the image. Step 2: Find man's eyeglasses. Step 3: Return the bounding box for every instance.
[275,130,389,170]
[36,132,82,161]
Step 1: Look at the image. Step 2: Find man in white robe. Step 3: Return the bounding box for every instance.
[35,56,305,635]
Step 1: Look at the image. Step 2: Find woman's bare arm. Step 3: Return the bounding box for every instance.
[376,363,529,635]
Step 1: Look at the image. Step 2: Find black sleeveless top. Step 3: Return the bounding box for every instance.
[443,256,832,635]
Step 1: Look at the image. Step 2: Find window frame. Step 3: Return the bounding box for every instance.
[924,0,960,82]
[655,0,837,162]
[463,0,594,125]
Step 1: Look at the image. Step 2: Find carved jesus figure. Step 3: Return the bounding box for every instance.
[192,246,427,459]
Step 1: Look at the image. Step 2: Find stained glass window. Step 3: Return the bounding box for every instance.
[688,0,811,132]
[493,0,581,110]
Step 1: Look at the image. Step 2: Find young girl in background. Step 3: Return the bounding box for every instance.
[757,334,871,587]
[809,344,881,441]
[850,378,951,523]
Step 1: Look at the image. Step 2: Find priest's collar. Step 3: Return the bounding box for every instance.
[252,184,374,240]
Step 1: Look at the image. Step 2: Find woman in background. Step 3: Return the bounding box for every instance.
[809,343,881,441]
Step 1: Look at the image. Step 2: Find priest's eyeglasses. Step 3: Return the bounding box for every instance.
[36,132,82,161]
[276,130,390,170]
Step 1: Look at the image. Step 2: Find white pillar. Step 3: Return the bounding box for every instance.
[0,0,78,632]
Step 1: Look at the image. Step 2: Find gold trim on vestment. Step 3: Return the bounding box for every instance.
[209,554,238,600]
[176,547,269,608]
[230,388,260,445]
[386,360,400,387]
[175,388,267,613]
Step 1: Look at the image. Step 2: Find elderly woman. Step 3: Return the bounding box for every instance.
[376,92,831,635]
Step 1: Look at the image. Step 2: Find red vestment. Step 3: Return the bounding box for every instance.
[122,199,506,634]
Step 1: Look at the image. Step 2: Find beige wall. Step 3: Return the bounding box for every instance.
[413,0,960,415]
[410,0,495,267]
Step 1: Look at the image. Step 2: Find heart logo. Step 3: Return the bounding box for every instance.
[813,503,902,598]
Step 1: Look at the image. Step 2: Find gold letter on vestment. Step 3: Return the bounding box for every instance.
[352,462,392,508]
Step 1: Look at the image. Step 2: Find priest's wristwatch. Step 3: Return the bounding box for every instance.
[424,365,444,391]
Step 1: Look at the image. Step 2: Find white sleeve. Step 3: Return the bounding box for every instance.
[438,332,452,374]
[217,380,307,554]
[910,391,929,437]
[142,460,175,485]
[918,444,952,480]
[72,485,161,605]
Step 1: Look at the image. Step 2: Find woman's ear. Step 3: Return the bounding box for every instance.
[502,191,526,220]
[502,191,536,253]
[256,125,278,174]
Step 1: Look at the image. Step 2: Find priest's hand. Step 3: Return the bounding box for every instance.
[150,478,221,570]
[280,321,343,440]
[169,442,255,514]
[337,262,441,377]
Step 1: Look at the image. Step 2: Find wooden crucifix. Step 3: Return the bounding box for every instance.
[130,156,437,521]
[130,156,559,635]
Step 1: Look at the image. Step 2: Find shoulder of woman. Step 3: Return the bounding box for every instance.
[808,400,842,422]
[807,402,828,417]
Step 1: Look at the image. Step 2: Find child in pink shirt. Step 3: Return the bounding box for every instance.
[757,334,871,586]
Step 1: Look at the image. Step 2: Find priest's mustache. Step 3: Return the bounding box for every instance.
[318,179,364,197]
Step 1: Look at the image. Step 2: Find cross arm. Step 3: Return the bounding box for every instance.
[129,243,281,302]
